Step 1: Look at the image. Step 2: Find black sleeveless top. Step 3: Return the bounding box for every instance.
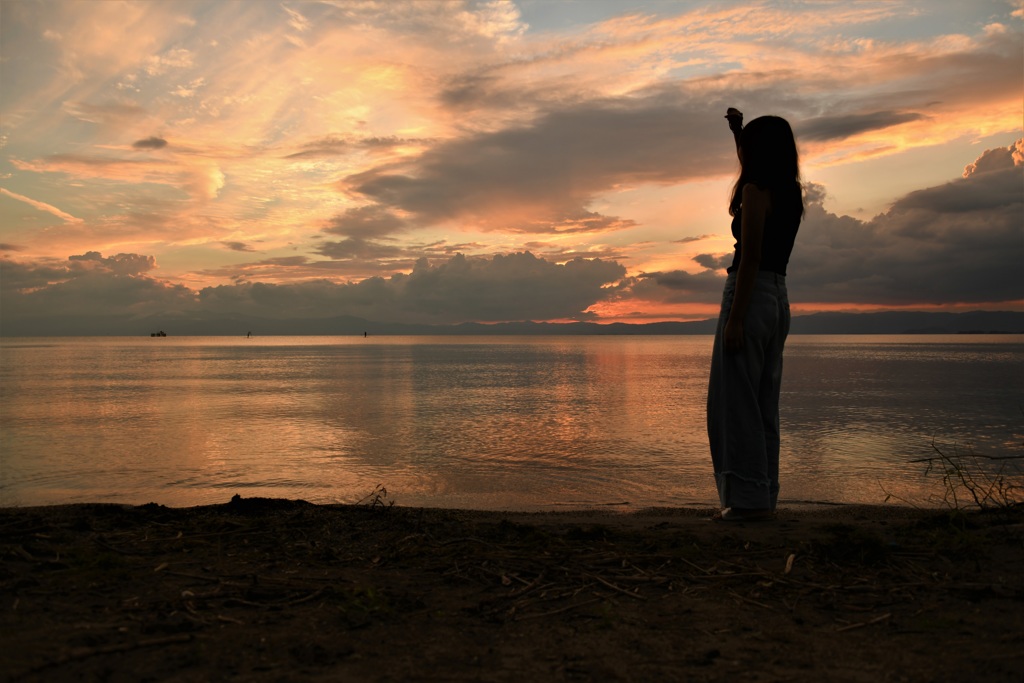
[727,193,801,276]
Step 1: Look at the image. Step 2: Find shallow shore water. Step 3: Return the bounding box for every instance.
[2,498,1022,682]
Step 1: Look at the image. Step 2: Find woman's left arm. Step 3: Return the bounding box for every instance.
[725,108,743,157]
[724,183,768,351]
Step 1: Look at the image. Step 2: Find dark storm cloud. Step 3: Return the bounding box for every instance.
[316,237,406,261]
[132,136,168,150]
[439,73,493,107]
[624,141,1024,310]
[196,252,627,324]
[2,248,625,330]
[961,140,1020,177]
[632,268,725,301]
[385,252,626,322]
[0,258,72,291]
[342,93,736,233]
[390,21,1024,237]
[223,241,255,252]
[797,110,927,142]
[438,73,524,111]
[68,251,156,276]
[324,205,408,239]
[692,253,731,271]
[787,144,1023,306]
[0,243,26,251]
[888,161,1022,214]
[1,252,195,321]
[339,26,1020,237]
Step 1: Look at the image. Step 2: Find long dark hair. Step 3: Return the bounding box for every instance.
[729,115,803,218]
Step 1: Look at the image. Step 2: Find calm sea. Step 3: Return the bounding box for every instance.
[1,335,1021,510]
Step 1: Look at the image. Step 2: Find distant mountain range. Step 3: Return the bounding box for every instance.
[789,310,1024,335]
[2,310,1023,337]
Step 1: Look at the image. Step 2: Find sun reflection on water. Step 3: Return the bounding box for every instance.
[1,335,1020,510]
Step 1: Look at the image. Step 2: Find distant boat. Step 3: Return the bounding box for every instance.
[150,330,167,337]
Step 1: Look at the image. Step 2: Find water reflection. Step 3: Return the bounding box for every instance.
[1,335,1020,509]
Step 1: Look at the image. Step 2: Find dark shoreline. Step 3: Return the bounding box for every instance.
[2,498,1022,682]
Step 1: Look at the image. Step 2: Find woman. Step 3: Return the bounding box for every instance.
[707,109,803,522]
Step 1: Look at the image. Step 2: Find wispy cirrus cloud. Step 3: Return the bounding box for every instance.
[12,153,224,201]
[0,188,83,223]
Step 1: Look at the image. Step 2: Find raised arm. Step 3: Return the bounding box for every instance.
[725,108,743,158]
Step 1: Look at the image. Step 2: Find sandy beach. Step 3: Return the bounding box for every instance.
[2,497,1022,682]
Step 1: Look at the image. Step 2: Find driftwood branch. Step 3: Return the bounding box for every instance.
[909,454,1024,463]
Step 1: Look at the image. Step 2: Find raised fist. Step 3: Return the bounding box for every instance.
[725,108,743,133]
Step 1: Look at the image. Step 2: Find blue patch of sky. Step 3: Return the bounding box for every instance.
[517,1,1019,40]
[516,0,703,33]
[835,0,1017,42]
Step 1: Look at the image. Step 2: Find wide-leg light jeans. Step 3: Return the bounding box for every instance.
[707,271,790,510]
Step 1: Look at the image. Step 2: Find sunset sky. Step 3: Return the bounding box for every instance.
[1,0,1021,331]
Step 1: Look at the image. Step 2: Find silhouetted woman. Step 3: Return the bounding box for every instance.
[707,109,803,522]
